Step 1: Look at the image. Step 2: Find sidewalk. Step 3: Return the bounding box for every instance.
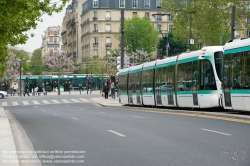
[0,108,19,166]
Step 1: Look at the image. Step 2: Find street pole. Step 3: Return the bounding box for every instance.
[121,9,124,69]
[176,9,196,51]
[189,14,192,51]
[19,65,22,97]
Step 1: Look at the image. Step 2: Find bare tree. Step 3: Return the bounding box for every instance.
[45,51,78,95]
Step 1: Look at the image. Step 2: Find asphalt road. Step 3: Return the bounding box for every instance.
[4,95,250,166]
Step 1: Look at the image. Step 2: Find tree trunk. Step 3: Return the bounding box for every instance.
[57,77,61,95]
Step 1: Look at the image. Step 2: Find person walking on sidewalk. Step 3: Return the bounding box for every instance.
[102,83,110,99]
[110,82,115,99]
[23,84,30,96]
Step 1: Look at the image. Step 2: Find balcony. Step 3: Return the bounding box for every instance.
[93,29,98,32]
[106,30,112,33]
[61,31,67,36]
[93,43,98,46]
[105,17,111,21]
[106,43,112,47]
[93,17,98,21]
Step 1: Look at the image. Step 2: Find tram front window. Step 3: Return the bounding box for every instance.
[214,51,223,82]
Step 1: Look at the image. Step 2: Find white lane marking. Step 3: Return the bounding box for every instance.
[42,100,50,104]
[66,105,69,107]
[71,99,79,102]
[200,128,231,136]
[32,101,40,105]
[42,110,45,112]
[99,112,106,114]
[34,106,37,108]
[52,100,60,104]
[2,102,8,106]
[71,117,79,120]
[12,102,18,106]
[62,99,70,103]
[79,109,83,111]
[107,130,126,137]
[79,98,89,102]
[132,116,145,119]
[53,113,58,115]
[23,101,29,105]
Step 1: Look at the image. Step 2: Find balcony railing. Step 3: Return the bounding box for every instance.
[93,17,98,21]
[105,17,111,21]
[106,30,112,33]
[106,43,112,47]
[93,30,98,32]
[93,43,98,46]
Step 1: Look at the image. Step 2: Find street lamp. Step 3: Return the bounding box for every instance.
[152,13,171,58]
[14,58,25,97]
[176,9,196,51]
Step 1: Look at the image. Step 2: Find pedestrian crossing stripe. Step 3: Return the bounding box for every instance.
[32,101,40,105]
[61,99,70,103]
[0,98,90,106]
[23,101,29,105]
[42,100,50,104]
[52,100,60,104]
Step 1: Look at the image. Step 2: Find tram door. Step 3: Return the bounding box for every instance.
[224,88,232,107]
[155,68,162,105]
[128,85,133,104]
[167,66,174,105]
[155,86,162,105]
[193,61,198,106]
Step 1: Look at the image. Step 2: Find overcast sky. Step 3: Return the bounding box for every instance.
[16,2,69,53]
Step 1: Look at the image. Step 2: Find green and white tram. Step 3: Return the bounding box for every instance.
[223,38,250,112]
[118,46,224,109]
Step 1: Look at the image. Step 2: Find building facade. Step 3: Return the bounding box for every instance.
[41,26,63,60]
[80,0,173,61]
[60,0,173,62]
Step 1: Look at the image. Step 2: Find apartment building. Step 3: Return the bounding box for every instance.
[80,0,173,61]
[41,26,63,60]
[61,0,172,62]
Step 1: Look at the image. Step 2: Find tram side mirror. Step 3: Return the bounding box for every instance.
[198,55,205,60]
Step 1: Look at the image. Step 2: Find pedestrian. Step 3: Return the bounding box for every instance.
[23,84,30,96]
[78,82,82,91]
[110,82,115,99]
[102,83,110,99]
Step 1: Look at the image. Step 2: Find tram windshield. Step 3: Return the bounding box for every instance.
[214,51,223,82]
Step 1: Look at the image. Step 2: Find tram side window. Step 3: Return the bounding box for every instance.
[135,72,141,92]
[192,61,198,90]
[214,51,223,82]
[229,52,246,89]
[185,62,192,91]
[132,73,136,93]
[155,67,165,91]
[203,60,216,90]
[147,69,154,92]
[177,63,186,91]
[142,70,148,92]
[168,66,174,91]
[223,54,231,89]
[237,51,250,89]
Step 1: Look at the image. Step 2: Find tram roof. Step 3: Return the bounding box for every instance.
[224,38,250,54]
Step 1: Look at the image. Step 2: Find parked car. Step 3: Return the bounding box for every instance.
[0,91,8,99]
